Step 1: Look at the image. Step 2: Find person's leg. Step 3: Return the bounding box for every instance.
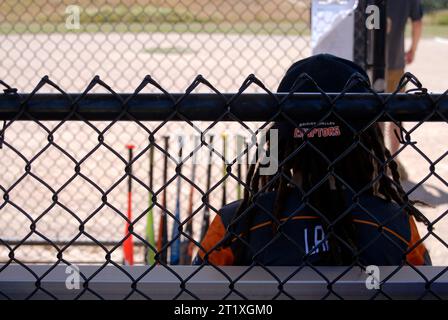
[385,69,408,180]
[386,69,405,93]
[389,122,401,155]
[386,69,405,154]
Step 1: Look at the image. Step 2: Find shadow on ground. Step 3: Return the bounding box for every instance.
[403,180,448,207]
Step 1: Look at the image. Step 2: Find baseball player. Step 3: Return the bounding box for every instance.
[193,54,431,266]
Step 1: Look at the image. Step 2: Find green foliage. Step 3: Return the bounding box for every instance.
[422,0,448,12]
[423,0,448,26]
[71,4,214,24]
[436,13,448,24]
[433,9,448,24]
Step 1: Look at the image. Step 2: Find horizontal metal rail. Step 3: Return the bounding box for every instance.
[2,240,147,247]
[0,265,447,300]
[0,93,447,122]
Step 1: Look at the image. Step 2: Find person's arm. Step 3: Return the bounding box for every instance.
[406,0,424,65]
[406,20,423,65]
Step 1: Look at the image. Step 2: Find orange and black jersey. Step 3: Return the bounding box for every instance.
[193,191,431,266]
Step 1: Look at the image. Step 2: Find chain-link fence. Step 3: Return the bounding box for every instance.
[0,0,373,93]
[1,0,448,300]
[1,0,312,92]
[0,1,375,264]
[0,72,447,299]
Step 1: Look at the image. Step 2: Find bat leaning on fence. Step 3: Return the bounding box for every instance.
[170,136,183,265]
[236,135,245,200]
[123,144,135,265]
[157,136,169,264]
[221,132,227,208]
[145,144,156,265]
[180,135,199,264]
[199,135,214,243]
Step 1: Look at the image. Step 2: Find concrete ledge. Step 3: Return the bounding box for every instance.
[1,265,447,300]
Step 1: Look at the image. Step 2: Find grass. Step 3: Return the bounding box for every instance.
[0,1,446,37]
[425,9,448,26]
[420,24,448,38]
[68,4,215,24]
[0,1,310,36]
[143,46,197,55]
[404,9,448,38]
[0,21,310,36]
[404,23,448,38]
[419,9,448,37]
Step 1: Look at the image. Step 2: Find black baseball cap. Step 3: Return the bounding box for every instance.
[273,54,371,141]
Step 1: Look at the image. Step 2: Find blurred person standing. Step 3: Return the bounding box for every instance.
[385,0,424,180]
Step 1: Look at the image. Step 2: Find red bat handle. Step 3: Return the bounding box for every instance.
[124,145,135,265]
[124,192,134,265]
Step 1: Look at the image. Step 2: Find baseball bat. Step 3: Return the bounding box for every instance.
[221,132,227,207]
[170,136,183,265]
[199,134,214,242]
[157,136,169,264]
[123,144,135,265]
[180,135,199,264]
[236,135,244,199]
[145,144,156,265]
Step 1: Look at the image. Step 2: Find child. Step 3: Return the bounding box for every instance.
[194,54,431,266]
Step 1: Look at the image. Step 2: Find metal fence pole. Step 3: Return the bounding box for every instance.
[370,0,387,92]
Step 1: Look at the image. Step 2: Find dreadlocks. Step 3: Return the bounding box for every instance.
[219,54,429,266]
[223,118,428,266]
